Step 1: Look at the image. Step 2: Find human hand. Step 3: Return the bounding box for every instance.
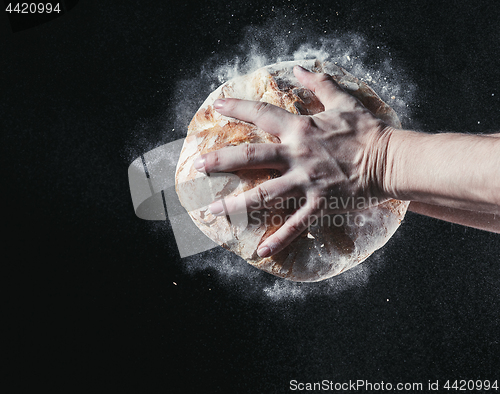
[194,65,395,258]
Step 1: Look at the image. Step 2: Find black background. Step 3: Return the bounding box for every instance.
[5,0,499,392]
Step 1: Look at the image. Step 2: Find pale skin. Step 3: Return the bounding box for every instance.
[194,65,500,258]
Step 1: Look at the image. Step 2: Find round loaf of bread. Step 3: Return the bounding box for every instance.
[175,59,409,282]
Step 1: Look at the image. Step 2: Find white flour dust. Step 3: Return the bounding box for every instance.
[180,244,378,301]
[137,17,417,301]
[171,24,417,139]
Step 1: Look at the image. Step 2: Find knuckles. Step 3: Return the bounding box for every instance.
[243,143,257,163]
[293,116,317,136]
[203,150,220,171]
[284,219,305,238]
[255,184,271,205]
[252,101,272,119]
[204,144,258,172]
[221,98,238,112]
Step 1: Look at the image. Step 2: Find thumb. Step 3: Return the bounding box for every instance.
[293,65,348,111]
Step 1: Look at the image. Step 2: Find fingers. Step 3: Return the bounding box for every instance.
[213,98,296,137]
[205,174,317,258]
[293,65,352,111]
[207,174,301,216]
[194,143,288,173]
[257,202,317,258]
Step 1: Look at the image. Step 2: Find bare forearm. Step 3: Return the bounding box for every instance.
[408,201,500,233]
[385,129,500,214]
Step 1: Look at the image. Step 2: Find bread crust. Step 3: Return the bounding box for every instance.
[175,59,408,282]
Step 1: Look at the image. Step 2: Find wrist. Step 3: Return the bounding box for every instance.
[381,126,422,202]
[369,125,405,202]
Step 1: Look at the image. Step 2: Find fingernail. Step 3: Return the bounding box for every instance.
[194,156,205,171]
[257,245,270,258]
[214,99,226,109]
[208,200,224,216]
[294,65,307,73]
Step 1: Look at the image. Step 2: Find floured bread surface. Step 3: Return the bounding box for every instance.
[175,59,409,282]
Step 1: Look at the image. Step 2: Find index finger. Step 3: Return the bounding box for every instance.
[214,98,297,138]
